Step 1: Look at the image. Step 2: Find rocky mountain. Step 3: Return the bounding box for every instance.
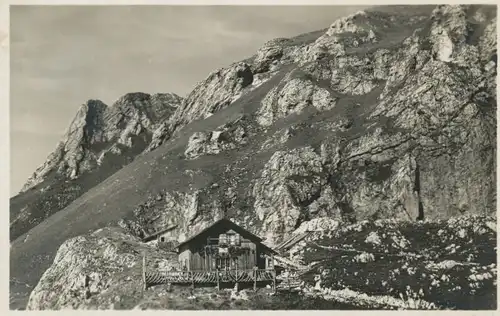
[10,92,183,240]
[10,4,497,310]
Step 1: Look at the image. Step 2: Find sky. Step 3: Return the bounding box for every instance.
[10,5,369,196]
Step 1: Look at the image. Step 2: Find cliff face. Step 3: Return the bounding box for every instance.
[11,5,497,310]
[10,92,183,240]
[121,4,496,245]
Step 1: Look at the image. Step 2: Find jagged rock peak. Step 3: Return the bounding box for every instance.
[84,99,108,111]
[114,92,152,104]
[111,92,182,113]
[20,91,184,193]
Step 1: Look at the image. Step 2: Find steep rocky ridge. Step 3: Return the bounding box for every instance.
[10,92,183,240]
[11,5,496,309]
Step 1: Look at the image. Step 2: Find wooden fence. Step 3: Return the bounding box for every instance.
[142,253,276,291]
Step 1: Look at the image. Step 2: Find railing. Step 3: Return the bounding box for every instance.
[143,268,276,289]
[141,252,278,291]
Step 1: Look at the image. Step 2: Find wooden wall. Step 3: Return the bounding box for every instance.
[177,223,272,271]
[187,239,258,271]
[178,248,191,270]
[236,241,257,270]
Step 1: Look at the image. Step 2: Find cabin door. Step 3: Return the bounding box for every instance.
[217,257,231,271]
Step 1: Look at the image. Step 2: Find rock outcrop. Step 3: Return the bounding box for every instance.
[253,147,333,244]
[256,75,337,126]
[184,117,248,160]
[26,227,179,310]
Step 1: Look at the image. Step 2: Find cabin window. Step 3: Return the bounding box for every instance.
[224,232,241,246]
[219,234,228,246]
[160,236,165,242]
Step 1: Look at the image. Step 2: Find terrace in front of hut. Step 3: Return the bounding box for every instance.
[141,218,285,291]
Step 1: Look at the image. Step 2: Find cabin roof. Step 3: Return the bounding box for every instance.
[174,218,277,254]
[142,224,178,242]
[275,231,310,252]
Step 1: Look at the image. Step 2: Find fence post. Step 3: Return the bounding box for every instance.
[235,265,239,292]
[253,266,257,291]
[216,269,220,290]
[272,269,276,293]
[142,252,147,291]
[191,271,195,289]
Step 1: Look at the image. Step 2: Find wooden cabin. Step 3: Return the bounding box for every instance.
[142,224,178,251]
[174,218,277,272]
